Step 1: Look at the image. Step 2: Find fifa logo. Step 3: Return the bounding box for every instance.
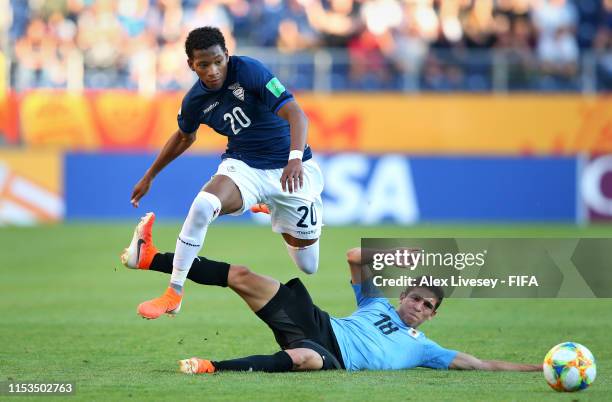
[229,82,245,101]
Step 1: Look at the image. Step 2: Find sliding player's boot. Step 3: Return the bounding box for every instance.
[179,358,216,374]
[120,212,158,270]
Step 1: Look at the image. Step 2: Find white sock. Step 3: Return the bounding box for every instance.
[286,240,319,275]
[170,192,221,288]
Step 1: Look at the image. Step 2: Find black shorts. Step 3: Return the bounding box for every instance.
[255,278,345,369]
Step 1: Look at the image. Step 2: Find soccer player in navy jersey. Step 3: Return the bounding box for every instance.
[121,216,542,373]
[124,27,324,319]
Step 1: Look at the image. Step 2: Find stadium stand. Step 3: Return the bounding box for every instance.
[3,0,611,92]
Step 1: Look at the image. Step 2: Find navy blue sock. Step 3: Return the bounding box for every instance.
[150,253,230,287]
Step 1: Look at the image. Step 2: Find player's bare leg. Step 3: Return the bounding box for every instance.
[284,348,324,371]
[137,175,243,319]
[226,264,280,311]
[282,233,320,275]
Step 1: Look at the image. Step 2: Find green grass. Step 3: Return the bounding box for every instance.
[1,223,611,401]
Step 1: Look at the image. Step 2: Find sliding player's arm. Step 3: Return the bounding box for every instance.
[346,247,420,284]
[130,128,196,207]
[346,248,364,284]
[449,352,542,372]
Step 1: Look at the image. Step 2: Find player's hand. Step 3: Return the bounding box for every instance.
[130,176,152,207]
[280,159,303,193]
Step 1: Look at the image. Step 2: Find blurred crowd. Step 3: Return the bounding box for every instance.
[2,0,612,91]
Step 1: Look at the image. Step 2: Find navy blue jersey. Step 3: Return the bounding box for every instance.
[178,55,312,169]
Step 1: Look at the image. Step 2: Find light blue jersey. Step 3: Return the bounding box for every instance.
[330,283,457,371]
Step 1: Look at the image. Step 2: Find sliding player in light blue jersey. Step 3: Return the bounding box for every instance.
[124,27,323,320]
[121,218,542,373]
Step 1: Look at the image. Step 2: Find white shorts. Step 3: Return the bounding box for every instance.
[214,158,324,239]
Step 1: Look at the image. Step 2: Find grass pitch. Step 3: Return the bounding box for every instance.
[1,222,611,401]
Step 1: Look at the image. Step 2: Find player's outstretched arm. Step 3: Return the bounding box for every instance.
[130,129,196,207]
[346,247,421,284]
[449,351,542,372]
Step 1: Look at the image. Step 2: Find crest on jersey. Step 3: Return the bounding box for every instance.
[229,82,245,101]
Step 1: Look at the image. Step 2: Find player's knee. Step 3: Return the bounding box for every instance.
[286,240,319,275]
[287,350,307,367]
[189,191,221,226]
[227,265,252,289]
[285,348,323,371]
[297,259,318,275]
[346,248,362,265]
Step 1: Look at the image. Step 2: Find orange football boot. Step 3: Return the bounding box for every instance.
[137,287,183,319]
[120,212,158,270]
[179,358,216,374]
[250,203,270,214]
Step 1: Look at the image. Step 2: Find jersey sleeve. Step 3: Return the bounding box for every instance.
[351,282,387,308]
[177,96,200,134]
[239,57,294,114]
[419,339,458,370]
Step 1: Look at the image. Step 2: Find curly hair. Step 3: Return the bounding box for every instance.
[185,26,226,58]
